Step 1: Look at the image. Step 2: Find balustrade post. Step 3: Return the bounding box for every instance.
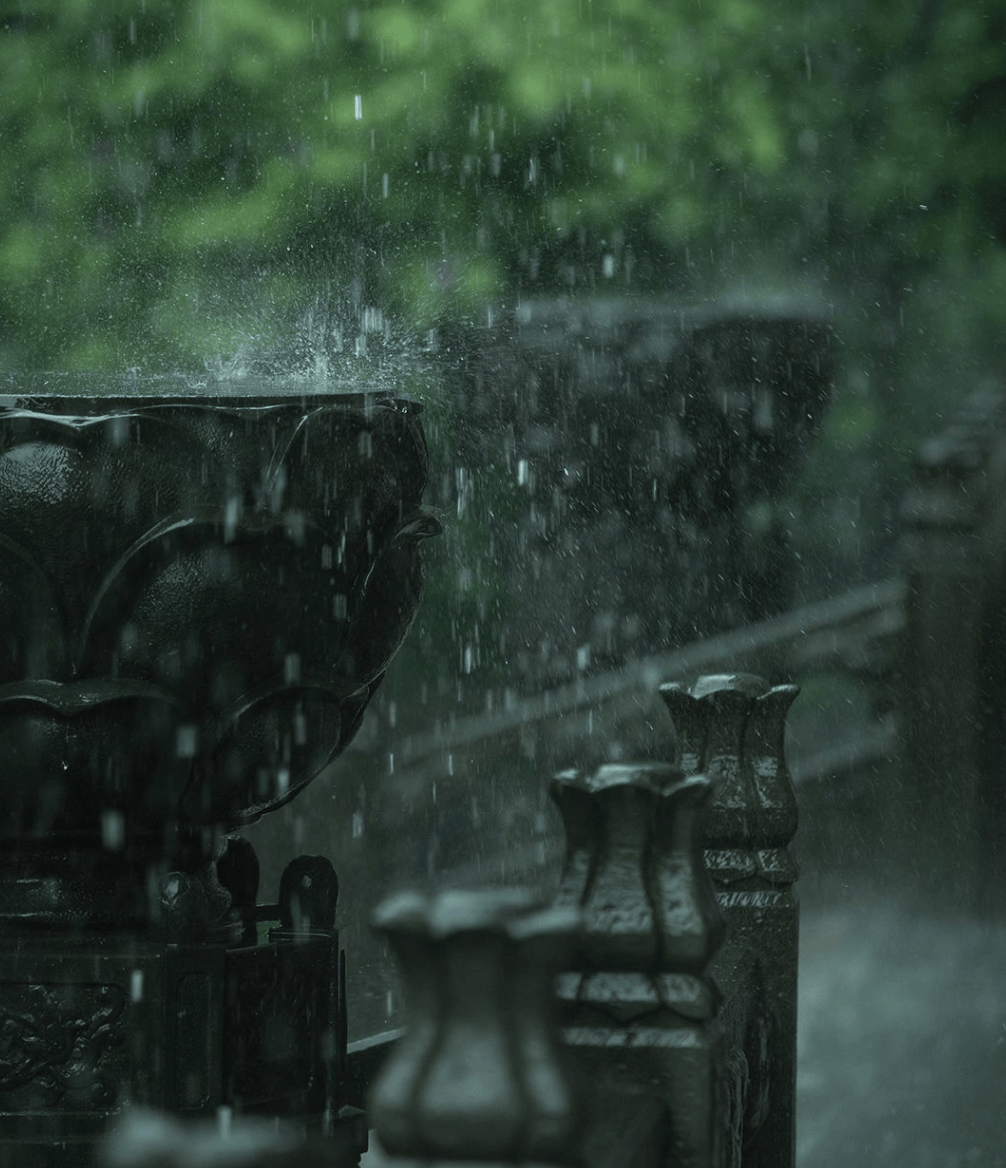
[659,674,799,1168]
[368,889,582,1167]
[900,394,1006,907]
[549,762,731,1168]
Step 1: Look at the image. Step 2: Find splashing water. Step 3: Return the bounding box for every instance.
[195,295,441,402]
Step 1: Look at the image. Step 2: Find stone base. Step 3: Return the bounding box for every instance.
[0,929,342,1157]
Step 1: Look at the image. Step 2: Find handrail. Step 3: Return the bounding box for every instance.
[349,577,905,778]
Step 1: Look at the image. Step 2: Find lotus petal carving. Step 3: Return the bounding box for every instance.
[0,391,439,842]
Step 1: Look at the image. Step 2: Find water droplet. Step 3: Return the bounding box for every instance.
[176,725,199,759]
[102,810,125,851]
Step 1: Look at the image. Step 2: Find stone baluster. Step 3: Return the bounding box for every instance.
[550,763,724,979]
[659,674,799,1168]
[550,762,729,1168]
[659,673,798,885]
[368,888,582,1166]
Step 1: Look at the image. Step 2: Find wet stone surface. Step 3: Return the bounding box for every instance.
[797,879,1006,1168]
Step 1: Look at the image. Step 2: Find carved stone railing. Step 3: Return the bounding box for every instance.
[340,670,798,1168]
[0,379,440,1165]
[331,671,798,1168]
[96,667,799,1168]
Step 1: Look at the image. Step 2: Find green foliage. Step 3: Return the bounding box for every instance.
[1,0,1005,652]
[3,0,1001,377]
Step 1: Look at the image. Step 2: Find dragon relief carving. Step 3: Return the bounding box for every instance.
[0,982,126,1109]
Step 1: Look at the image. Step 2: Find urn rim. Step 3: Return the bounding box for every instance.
[0,375,424,414]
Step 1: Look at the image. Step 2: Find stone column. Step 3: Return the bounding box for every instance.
[660,674,799,1168]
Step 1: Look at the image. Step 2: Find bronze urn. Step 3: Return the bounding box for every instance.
[0,376,439,1159]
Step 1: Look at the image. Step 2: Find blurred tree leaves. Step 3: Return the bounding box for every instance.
[1,0,1004,709]
[0,0,1003,396]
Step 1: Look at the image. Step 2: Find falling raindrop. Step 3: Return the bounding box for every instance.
[101,810,125,851]
[176,726,198,759]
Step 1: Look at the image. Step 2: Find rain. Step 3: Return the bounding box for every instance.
[1,2,1005,1166]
